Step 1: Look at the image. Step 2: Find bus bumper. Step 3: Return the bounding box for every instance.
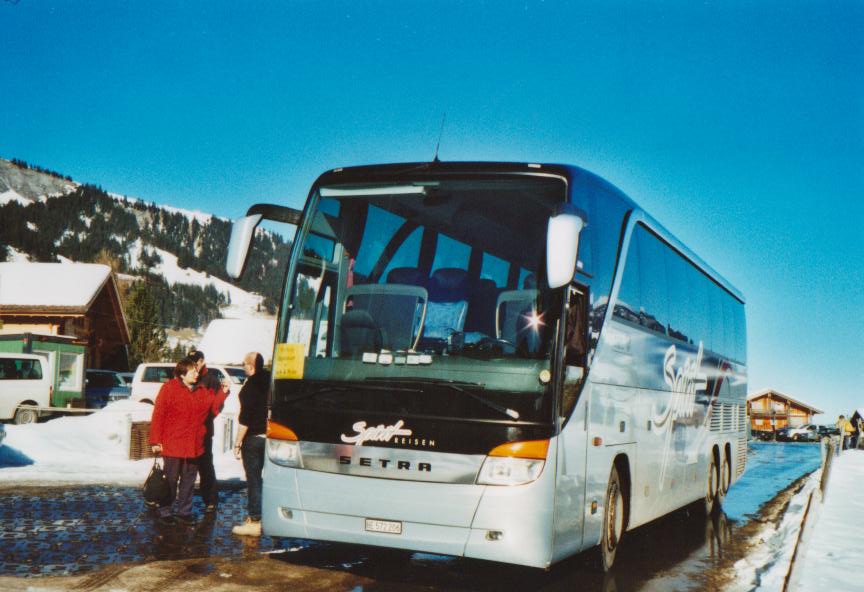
[261,459,556,568]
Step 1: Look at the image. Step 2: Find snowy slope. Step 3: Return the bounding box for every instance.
[126,240,268,320]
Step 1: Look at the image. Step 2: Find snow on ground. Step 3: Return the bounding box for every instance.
[793,449,864,590]
[0,399,243,486]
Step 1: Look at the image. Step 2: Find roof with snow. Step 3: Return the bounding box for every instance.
[196,318,276,365]
[0,262,113,311]
[747,388,824,414]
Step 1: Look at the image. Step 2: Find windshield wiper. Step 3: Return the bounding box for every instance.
[283,380,420,405]
[367,377,520,421]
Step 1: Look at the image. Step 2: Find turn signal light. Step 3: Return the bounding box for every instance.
[487,439,549,460]
[267,420,298,441]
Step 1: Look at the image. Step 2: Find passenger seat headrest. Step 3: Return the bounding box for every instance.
[386,267,427,286]
[429,268,470,301]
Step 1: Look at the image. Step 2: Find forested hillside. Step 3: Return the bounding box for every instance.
[1,165,291,330]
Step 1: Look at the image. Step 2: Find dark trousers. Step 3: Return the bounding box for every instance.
[161,456,199,518]
[198,421,218,506]
[241,435,265,521]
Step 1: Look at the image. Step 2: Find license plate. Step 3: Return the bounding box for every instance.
[365,518,402,535]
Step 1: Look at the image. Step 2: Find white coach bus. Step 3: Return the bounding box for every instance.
[225,162,747,570]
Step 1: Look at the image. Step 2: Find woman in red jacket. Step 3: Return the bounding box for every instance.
[150,357,228,526]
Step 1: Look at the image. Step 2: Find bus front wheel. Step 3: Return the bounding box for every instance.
[595,464,625,572]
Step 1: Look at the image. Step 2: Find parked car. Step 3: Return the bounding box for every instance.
[750,429,775,441]
[85,369,132,409]
[0,352,52,424]
[117,372,135,386]
[786,424,820,442]
[775,426,792,442]
[130,362,245,408]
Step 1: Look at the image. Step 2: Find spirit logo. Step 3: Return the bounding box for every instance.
[341,420,412,446]
[654,342,708,489]
[653,343,707,431]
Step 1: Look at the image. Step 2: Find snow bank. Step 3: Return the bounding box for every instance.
[793,450,864,590]
[197,318,277,365]
[0,399,243,486]
[730,468,821,591]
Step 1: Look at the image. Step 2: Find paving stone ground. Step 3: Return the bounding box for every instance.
[0,483,308,577]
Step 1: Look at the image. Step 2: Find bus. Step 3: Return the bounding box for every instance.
[225,161,747,570]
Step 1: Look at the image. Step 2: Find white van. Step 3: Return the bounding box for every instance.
[130,362,245,412]
[0,353,52,424]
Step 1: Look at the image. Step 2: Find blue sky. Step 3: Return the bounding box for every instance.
[2,1,862,420]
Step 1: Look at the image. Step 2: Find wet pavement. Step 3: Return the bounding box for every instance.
[0,442,823,591]
[0,483,308,577]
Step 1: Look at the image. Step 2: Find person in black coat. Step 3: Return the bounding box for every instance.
[189,349,223,512]
[232,351,270,536]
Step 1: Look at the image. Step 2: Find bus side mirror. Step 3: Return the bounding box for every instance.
[226,214,263,279]
[546,204,587,289]
[226,203,303,279]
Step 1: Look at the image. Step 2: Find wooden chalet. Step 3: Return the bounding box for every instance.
[0,262,130,369]
[747,388,823,433]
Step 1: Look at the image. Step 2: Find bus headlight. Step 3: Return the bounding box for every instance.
[267,439,301,467]
[477,456,545,486]
[476,439,549,486]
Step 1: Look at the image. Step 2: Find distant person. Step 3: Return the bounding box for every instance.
[842,416,855,450]
[836,415,852,451]
[149,357,228,525]
[188,349,224,513]
[852,416,864,448]
[851,417,861,450]
[232,352,270,537]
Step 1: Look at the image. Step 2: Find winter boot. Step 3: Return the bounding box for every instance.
[232,517,262,536]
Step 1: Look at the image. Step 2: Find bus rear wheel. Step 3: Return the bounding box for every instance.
[704,453,720,515]
[595,465,625,571]
[720,453,732,495]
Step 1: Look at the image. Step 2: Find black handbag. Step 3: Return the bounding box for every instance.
[143,457,171,508]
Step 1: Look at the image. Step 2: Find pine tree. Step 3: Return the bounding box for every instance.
[126,281,167,366]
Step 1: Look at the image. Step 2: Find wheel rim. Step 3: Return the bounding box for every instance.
[606,481,623,550]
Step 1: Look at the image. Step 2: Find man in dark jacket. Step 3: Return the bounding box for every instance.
[189,350,223,512]
[232,351,270,536]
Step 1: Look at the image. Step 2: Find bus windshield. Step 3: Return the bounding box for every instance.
[277,174,567,425]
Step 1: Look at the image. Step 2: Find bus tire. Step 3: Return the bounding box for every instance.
[14,406,38,425]
[595,464,625,572]
[704,452,720,515]
[720,452,732,495]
